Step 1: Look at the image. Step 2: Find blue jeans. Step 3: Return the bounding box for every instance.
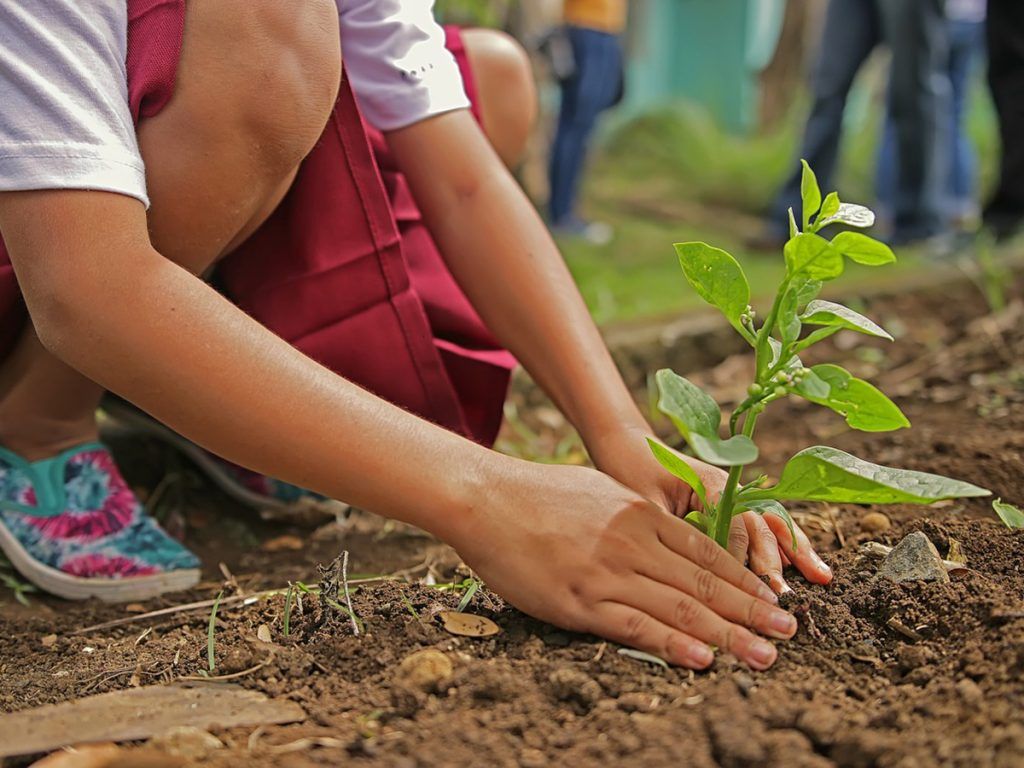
[770,0,951,241]
[878,19,985,221]
[548,26,623,226]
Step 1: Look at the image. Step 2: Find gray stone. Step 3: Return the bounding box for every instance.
[876,532,950,584]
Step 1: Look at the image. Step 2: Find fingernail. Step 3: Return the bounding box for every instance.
[814,553,833,577]
[768,611,797,638]
[687,644,714,668]
[749,640,777,668]
[758,584,779,603]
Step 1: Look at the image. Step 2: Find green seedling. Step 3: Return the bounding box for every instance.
[993,499,1024,529]
[0,553,37,606]
[456,579,481,613]
[649,160,990,550]
[207,590,223,672]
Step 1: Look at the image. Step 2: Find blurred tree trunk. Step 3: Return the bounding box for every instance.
[757,0,826,130]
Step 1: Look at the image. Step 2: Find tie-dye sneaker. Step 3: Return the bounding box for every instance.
[101,398,349,524]
[0,442,200,602]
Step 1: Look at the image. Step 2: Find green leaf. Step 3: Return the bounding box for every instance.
[785,233,844,280]
[993,499,1024,529]
[800,159,822,230]
[683,510,710,534]
[793,368,830,399]
[768,337,803,372]
[796,364,910,432]
[746,446,991,504]
[778,285,802,345]
[655,369,759,467]
[817,192,841,222]
[801,300,893,341]
[816,202,876,230]
[831,232,896,266]
[793,278,823,309]
[647,438,708,510]
[674,242,751,333]
[788,207,799,238]
[738,499,797,550]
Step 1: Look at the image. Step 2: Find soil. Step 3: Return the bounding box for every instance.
[2,272,1023,768]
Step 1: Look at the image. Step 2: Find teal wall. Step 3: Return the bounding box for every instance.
[623,0,785,133]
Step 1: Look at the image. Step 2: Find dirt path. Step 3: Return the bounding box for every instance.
[2,276,1023,768]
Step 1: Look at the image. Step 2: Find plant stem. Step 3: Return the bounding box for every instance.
[713,409,762,548]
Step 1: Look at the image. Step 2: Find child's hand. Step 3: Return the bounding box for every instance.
[588,428,832,594]
[450,461,798,670]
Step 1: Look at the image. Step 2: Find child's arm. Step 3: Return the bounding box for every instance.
[0,188,793,669]
[386,112,833,590]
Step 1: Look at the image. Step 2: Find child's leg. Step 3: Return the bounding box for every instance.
[0,0,340,462]
[459,29,537,168]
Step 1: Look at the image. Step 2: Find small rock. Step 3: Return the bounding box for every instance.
[547,667,602,709]
[149,727,224,759]
[896,644,937,672]
[519,748,548,768]
[396,649,453,693]
[256,624,272,643]
[956,678,984,705]
[40,634,57,649]
[734,672,755,697]
[616,692,658,713]
[861,512,891,533]
[796,707,843,748]
[876,532,950,584]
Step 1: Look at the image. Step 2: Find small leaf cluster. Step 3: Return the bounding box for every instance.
[649,161,990,549]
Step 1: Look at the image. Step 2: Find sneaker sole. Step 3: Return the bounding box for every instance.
[0,516,199,602]
[100,400,350,524]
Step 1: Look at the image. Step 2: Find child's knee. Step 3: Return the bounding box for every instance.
[462,29,537,166]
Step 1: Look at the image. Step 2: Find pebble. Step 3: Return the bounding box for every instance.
[876,532,950,584]
[956,678,984,705]
[547,667,602,708]
[396,649,453,693]
[519,748,548,768]
[861,512,892,533]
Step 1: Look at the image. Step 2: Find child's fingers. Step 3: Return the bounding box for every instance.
[636,545,798,643]
[745,513,790,594]
[763,513,833,584]
[618,578,784,670]
[588,602,714,669]
[727,514,749,564]
[656,515,779,605]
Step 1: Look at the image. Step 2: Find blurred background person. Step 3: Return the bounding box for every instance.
[751,0,951,250]
[876,0,987,241]
[547,0,627,244]
[984,0,1024,241]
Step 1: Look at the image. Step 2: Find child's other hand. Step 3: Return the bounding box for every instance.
[451,461,798,670]
[727,510,833,594]
[588,428,832,594]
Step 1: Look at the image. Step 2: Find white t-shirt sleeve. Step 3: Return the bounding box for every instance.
[0,1,148,206]
[338,0,471,131]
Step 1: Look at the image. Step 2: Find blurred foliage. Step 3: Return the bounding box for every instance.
[434,0,514,27]
[601,68,998,218]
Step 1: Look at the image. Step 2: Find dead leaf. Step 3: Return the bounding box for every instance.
[437,611,500,638]
[256,624,272,643]
[946,538,968,565]
[0,684,305,760]
[124,604,147,614]
[261,535,304,552]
